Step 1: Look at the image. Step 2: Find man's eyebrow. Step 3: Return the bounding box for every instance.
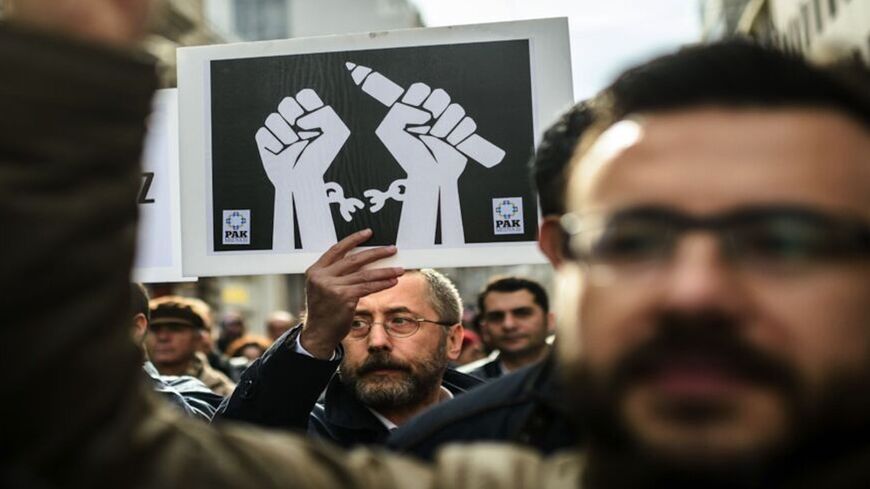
[352,307,415,316]
[385,307,413,315]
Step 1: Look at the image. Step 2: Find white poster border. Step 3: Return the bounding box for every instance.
[134,89,197,283]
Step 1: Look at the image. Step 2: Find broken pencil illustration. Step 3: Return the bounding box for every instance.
[345,62,506,168]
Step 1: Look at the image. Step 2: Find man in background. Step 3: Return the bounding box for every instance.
[464,276,554,380]
[147,296,237,396]
[217,311,246,355]
[265,310,296,342]
[131,283,223,420]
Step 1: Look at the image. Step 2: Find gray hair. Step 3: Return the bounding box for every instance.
[415,269,463,325]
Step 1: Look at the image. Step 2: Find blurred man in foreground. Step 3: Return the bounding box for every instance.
[546,43,870,487]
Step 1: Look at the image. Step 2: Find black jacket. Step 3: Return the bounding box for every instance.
[388,354,580,460]
[215,326,482,447]
[464,356,504,381]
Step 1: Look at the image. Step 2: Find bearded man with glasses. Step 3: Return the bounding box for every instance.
[540,42,870,487]
[215,231,481,446]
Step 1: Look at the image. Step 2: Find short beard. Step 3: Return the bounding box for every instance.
[499,337,548,364]
[562,311,870,488]
[339,336,448,412]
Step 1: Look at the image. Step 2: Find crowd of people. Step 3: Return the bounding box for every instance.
[3,1,869,488]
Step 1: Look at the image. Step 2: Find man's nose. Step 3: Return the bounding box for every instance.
[501,312,518,330]
[658,233,745,314]
[366,322,393,351]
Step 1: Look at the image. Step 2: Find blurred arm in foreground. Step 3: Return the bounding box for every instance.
[0,2,575,488]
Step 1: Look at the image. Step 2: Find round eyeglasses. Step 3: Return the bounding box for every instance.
[347,315,454,340]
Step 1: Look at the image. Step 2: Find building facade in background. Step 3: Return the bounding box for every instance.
[205,0,421,41]
[703,0,869,62]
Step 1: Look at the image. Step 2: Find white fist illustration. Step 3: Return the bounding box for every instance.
[374,85,481,247]
[255,89,351,251]
[375,84,475,183]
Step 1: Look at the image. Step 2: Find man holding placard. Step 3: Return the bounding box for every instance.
[215,232,481,445]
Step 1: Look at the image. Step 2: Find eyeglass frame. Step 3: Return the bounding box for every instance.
[559,204,870,271]
[346,315,456,340]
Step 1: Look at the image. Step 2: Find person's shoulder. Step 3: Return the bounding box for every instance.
[161,372,216,393]
[443,365,536,412]
[202,360,237,386]
[434,444,584,489]
[457,351,500,378]
[442,367,485,392]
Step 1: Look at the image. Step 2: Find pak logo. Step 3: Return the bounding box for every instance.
[223,210,251,245]
[492,198,524,235]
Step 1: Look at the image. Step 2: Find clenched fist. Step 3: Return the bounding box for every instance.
[255,89,351,251]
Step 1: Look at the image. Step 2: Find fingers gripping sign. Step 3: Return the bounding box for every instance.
[255,89,351,252]
[300,229,404,359]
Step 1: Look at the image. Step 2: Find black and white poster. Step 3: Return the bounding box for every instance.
[179,18,573,276]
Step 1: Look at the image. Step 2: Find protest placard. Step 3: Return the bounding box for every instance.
[134,89,195,283]
[179,18,573,276]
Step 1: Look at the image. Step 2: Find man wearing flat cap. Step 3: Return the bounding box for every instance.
[147,296,237,397]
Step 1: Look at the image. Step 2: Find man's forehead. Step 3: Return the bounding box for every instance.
[484,289,536,310]
[568,107,870,216]
[356,273,433,315]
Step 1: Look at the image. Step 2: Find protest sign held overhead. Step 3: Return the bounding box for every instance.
[179,18,573,276]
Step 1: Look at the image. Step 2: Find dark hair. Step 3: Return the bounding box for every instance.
[531,100,594,216]
[583,40,869,146]
[477,276,549,315]
[130,283,150,322]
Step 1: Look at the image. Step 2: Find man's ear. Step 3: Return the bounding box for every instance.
[545,311,556,334]
[193,329,205,347]
[445,324,464,361]
[132,313,148,344]
[538,215,565,268]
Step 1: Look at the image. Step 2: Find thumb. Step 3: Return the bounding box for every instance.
[419,135,464,162]
[385,103,432,129]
